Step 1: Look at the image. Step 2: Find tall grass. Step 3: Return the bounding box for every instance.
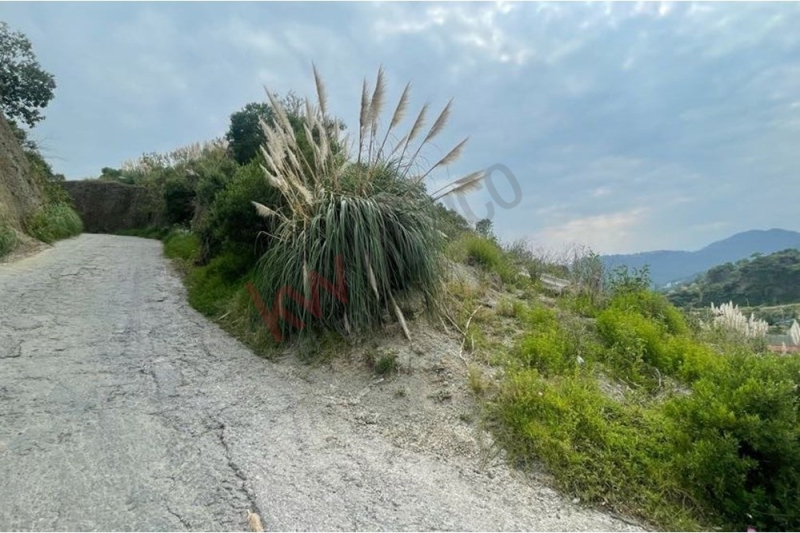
[26,203,83,243]
[252,67,486,339]
[0,219,18,258]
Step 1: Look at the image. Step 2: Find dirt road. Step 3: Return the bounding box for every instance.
[0,234,641,531]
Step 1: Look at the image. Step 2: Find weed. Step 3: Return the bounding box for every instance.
[468,364,486,395]
[26,202,82,243]
[0,219,18,258]
[366,348,399,376]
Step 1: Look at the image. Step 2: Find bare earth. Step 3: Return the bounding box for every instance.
[0,234,643,531]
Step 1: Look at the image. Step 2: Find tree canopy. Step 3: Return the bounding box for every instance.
[225,102,275,165]
[667,248,800,307]
[0,22,56,128]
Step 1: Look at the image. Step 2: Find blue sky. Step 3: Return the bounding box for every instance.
[4,2,800,254]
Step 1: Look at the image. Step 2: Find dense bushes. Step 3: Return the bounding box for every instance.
[666,354,800,530]
[492,282,800,531]
[199,160,281,258]
[26,202,83,243]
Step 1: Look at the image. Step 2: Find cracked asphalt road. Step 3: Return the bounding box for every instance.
[0,234,641,531]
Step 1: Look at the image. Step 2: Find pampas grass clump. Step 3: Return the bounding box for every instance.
[253,66,485,339]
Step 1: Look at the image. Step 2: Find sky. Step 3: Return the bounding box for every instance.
[3,2,800,254]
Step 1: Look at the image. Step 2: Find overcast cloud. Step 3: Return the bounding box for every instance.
[4,2,800,253]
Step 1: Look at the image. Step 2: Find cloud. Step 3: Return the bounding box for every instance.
[3,2,800,253]
[532,208,651,254]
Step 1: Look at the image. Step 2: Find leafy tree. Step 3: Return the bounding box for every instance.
[0,22,56,127]
[475,218,495,240]
[225,102,275,165]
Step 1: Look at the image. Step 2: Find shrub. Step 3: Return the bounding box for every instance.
[200,160,281,257]
[26,202,82,243]
[0,219,18,258]
[608,289,688,335]
[607,264,652,295]
[493,370,697,529]
[252,67,484,339]
[163,175,196,226]
[186,251,252,317]
[447,232,517,283]
[665,353,800,531]
[463,234,504,269]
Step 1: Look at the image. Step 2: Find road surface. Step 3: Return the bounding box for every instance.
[0,234,641,531]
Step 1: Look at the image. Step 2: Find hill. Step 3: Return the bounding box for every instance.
[667,248,800,308]
[0,112,45,232]
[602,229,800,286]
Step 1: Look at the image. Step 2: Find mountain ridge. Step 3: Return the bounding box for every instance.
[602,228,800,286]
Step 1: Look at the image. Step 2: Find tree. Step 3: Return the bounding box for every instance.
[225,102,275,165]
[0,22,56,127]
[475,218,495,240]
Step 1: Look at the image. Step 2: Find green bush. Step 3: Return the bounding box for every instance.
[495,280,800,531]
[608,289,688,335]
[666,353,800,531]
[163,176,196,226]
[187,251,252,317]
[26,202,83,243]
[493,370,697,529]
[447,232,518,283]
[463,233,504,269]
[200,161,281,257]
[0,219,18,258]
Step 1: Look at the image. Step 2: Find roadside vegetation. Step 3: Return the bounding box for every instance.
[92,65,799,531]
[1,22,81,253]
[0,216,18,258]
[443,239,800,531]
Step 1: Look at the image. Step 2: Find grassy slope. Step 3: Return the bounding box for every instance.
[443,239,800,532]
[160,227,799,532]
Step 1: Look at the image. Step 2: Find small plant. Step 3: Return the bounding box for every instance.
[709,301,769,339]
[467,364,486,395]
[366,348,399,376]
[0,219,18,258]
[26,202,83,243]
[607,264,651,295]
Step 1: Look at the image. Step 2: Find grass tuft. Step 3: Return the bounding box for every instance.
[0,219,18,258]
[26,203,83,244]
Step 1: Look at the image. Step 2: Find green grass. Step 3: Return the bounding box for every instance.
[446,233,519,284]
[163,229,200,262]
[26,203,83,244]
[488,289,800,531]
[186,251,252,317]
[0,220,18,258]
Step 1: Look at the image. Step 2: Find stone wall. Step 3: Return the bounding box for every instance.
[62,180,160,233]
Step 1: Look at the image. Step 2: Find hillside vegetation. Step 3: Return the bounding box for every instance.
[95,68,800,532]
[668,248,800,309]
[0,23,81,258]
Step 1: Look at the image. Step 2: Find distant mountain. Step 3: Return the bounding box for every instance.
[667,248,800,308]
[602,229,800,287]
